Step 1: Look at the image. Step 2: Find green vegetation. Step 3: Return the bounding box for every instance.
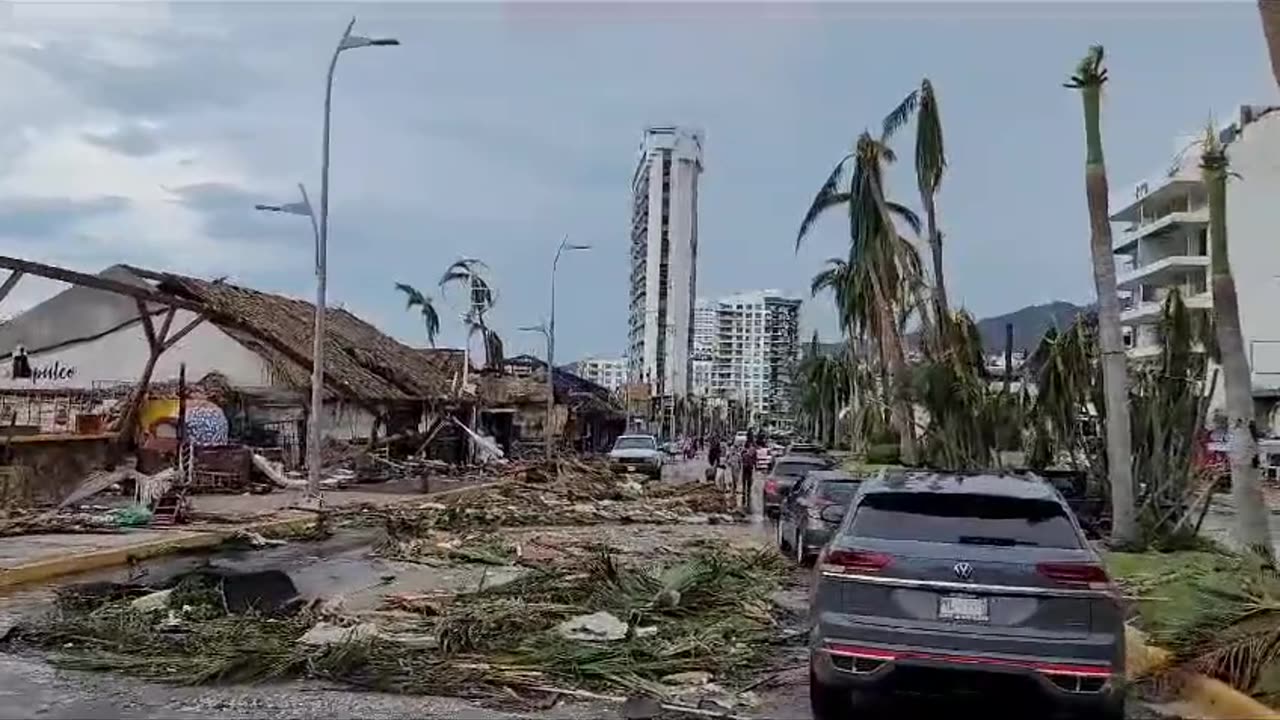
[15,543,793,700]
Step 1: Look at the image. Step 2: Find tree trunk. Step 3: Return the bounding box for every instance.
[923,191,950,335]
[1261,0,1280,92]
[846,335,861,453]
[871,271,919,465]
[1079,84,1138,547]
[1205,150,1275,560]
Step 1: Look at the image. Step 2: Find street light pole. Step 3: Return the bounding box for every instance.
[305,17,398,504]
[519,323,552,452]
[547,236,591,459]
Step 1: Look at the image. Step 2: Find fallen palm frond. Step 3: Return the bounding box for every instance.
[11,542,792,702]
[1111,549,1280,701]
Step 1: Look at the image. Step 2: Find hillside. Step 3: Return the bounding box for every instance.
[818,301,1090,356]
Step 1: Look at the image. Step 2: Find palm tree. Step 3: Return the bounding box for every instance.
[797,133,923,465]
[1261,0,1280,90]
[394,283,441,346]
[1066,46,1137,548]
[440,258,502,368]
[884,78,950,334]
[1202,124,1274,561]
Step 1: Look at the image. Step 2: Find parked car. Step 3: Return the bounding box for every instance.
[733,431,749,447]
[608,435,664,480]
[808,470,1124,719]
[787,441,828,459]
[776,469,861,565]
[762,454,834,517]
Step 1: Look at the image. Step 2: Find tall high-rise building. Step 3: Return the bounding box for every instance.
[568,357,628,393]
[627,126,704,406]
[697,290,802,429]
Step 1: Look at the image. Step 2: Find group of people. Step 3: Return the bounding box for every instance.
[704,432,767,511]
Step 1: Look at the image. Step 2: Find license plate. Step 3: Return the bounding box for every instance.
[938,594,989,622]
[627,465,638,472]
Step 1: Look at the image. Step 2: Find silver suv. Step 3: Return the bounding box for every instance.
[808,470,1125,719]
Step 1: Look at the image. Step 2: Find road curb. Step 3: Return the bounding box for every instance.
[0,480,505,592]
[1128,625,1280,719]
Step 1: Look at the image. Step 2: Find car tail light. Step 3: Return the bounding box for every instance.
[821,549,892,574]
[1036,562,1112,590]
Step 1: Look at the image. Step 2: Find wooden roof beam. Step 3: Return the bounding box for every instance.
[0,256,204,313]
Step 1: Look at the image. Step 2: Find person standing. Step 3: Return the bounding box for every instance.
[740,436,756,510]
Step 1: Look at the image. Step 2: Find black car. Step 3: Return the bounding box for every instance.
[763,454,835,517]
[776,469,861,564]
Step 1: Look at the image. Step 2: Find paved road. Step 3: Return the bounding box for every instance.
[0,458,1160,719]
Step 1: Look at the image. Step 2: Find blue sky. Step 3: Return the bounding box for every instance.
[0,1,1274,361]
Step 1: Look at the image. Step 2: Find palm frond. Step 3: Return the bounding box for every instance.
[882,88,920,141]
[796,155,853,250]
[885,201,923,236]
[395,282,427,310]
[915,79,947,194]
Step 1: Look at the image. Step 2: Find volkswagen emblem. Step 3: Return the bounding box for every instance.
[953,562,974,581]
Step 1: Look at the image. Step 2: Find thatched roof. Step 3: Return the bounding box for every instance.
[129,269,460,403]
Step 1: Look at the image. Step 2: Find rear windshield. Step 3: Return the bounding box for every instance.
[817,482,859,503]
[848,492,1080,549]
[613,437,656,451]
[774,460,829,477]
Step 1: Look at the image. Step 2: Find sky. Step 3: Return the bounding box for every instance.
[0,1,1275,362]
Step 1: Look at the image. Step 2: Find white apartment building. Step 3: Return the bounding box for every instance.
[627,126,704,405]
[1112,104,1280,425]
[694,290,802,427]
[570,357,627,393]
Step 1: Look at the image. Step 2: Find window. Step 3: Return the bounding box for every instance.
[817,481,859,504]
[849,492,1081,548]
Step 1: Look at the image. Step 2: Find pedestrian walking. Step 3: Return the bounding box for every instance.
[727,443,742,498]
[740,437,756,510]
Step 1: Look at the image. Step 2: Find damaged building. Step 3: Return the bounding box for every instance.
[0,263,470,501]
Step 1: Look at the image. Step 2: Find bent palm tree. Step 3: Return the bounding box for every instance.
[394,282,441,346]
[797,133,922,464]
[885,78,950,335]
[1202,125,1274,561]
[1066,46,1137,548]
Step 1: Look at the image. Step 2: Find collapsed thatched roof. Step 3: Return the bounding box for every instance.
[133,269,461,403]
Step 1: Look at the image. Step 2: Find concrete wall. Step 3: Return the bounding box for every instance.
[0,435,115,505]
[1223,110,1280,387]
[0,310,274,391]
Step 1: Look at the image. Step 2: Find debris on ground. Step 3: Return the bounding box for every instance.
[10,541,794,706]
[555,611,629,642]
[299,621,380,647]
[1110,548,1280,704]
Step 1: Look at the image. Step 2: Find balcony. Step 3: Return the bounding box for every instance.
[1113,208,1208,253]
[1116,255,1209,290]
[1120,291,1212,325]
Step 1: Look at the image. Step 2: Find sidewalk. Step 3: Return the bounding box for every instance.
[0,480,497,592]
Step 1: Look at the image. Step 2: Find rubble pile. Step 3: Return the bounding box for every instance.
[372,463,740,565]
[0,505,154,537]
[10,542,794,707]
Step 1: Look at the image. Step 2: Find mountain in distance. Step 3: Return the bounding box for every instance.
[816,300,1091,356]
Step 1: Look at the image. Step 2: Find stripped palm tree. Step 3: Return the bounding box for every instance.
[440,258,503,368]
[1066,45,1138,548]
[1201,124,1274,561]
[394,283,441,346]
[884,78,950,337]
[796,133,924,464]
